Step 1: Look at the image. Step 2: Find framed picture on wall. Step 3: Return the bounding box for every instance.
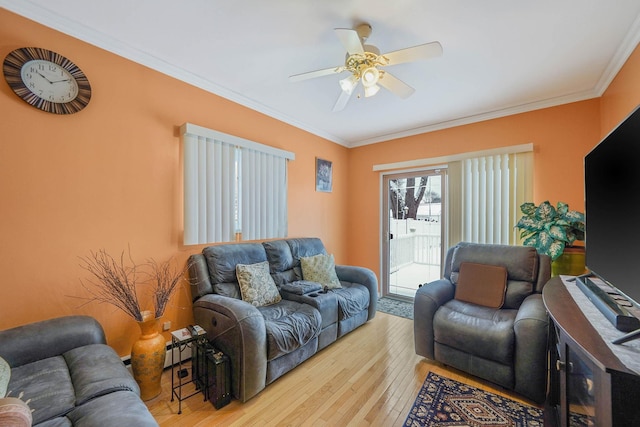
[315,158,333,192]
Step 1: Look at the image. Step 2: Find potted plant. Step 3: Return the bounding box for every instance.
[78,249,189,400]
[515,201,586,276]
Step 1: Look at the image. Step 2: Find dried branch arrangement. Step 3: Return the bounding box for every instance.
[79,248,188,321]
[146,258,186,319]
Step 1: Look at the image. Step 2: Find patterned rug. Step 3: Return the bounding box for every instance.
[377,297,413,319]
[405,372,543,426]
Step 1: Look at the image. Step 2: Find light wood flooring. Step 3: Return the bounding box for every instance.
[146,312,539,426]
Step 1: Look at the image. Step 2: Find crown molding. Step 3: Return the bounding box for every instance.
[593,12,640,96]
[0,1,351,147]
[348,89,601,147]
[3,1,639,149]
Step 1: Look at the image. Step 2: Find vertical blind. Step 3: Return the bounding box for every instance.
[448,150,533,245]
[181,123,294,245]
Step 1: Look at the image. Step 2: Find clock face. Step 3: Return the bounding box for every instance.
[21,60,80,104]
[3,47,91,114]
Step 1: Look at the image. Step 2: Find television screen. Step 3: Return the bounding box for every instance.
[585,104,640,307]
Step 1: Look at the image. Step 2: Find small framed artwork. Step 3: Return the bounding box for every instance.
[315,158,333,192]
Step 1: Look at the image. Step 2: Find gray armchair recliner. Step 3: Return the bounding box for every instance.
[0,316,158,426]
[414,242,551,403]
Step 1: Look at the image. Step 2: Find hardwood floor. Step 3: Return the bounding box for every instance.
[146,312,539,426]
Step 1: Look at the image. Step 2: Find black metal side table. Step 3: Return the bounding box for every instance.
[170,329,208,414]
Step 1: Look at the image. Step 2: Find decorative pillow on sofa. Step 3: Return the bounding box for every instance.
[300,254,342,289]
[236,261,282,307]
[0,356,9,398]
[455,262,508,308]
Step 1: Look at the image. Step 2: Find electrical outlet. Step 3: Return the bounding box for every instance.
[162,321,171,331]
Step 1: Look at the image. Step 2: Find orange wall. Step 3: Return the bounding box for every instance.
[345,42,640,279]
[0,9,349,355]
[600,44,640,137]
[346,100,601,273]
[2,8,640,356]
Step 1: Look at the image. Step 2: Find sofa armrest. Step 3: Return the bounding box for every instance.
[192,294,267,402]
[414,279,455,359]
[0,316,106,368]
[335,265,378,320]
[513,293,549,403]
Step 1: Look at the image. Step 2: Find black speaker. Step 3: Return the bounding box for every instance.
[191,339,211,391]
[205,349,231,409]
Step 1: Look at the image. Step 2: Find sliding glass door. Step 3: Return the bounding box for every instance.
[382,168,446,300]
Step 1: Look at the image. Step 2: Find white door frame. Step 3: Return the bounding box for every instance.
[380,166,447,299]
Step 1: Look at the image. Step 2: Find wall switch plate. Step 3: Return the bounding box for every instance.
[163,321,171,331]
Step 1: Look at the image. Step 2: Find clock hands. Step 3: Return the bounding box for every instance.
[36,70,53,84]
[36,70,71,84]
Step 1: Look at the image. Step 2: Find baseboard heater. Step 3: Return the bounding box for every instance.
[121,341,192,371]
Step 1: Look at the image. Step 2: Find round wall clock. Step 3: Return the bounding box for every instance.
[3,47,91,114]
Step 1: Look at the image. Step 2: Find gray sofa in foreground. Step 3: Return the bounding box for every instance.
[0,316,158,426]
[188,237,378,402]
[414,242,551,403]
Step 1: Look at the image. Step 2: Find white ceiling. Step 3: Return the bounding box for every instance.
[3,1,640,147]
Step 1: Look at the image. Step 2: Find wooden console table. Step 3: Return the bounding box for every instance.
[543,277,640,426]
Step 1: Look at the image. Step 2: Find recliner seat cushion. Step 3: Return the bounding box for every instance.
[65,390,157,427]
[8,344,141,426]
[9,356,75,425]
[332,283,370,320]
[63,344,138,405]
[433,299,517,365]
[258,300,322,361]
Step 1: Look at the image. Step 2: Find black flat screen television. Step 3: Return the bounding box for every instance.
[584,104,640,342]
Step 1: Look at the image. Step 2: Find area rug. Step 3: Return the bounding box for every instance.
[404,372,543,426]
[377,297,413,319]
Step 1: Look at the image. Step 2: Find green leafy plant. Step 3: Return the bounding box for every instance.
[516,201,585,261]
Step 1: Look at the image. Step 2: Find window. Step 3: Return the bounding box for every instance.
[448,149,533,245]
[181,123,294,245]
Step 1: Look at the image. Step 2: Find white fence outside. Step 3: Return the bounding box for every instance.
[388,218,442,298]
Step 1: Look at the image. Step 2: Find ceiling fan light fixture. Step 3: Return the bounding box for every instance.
[339,74,358,94]
[361,66,380,87]
[364,84,380,98]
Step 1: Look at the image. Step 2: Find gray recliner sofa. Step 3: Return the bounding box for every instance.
[0,315,158,426]
[414,242,551,403]
[188,237,378,402]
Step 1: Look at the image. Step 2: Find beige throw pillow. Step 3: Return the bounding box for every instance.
[236,261,282,307]
[300,254,342,289]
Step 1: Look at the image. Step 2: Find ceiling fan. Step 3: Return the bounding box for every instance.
[289,23,442,112]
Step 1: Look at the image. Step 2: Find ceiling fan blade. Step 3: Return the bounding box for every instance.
[383,41,443,65]
[334,28,364,55]
[378,72,415,99]
[332,83,357,112]
[289,66,344,82]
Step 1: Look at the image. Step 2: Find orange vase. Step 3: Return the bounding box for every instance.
[131,310,166,401]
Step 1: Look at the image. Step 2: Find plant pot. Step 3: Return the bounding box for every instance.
[551,246,586,277]
[131,310,166,401]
